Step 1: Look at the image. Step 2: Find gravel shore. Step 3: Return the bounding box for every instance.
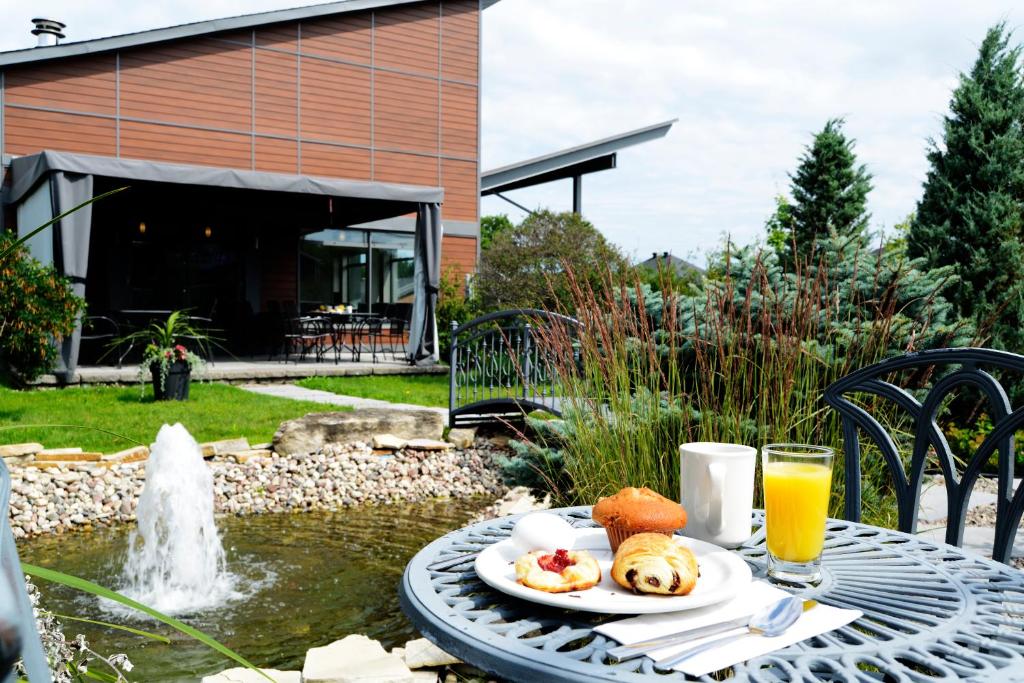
[7,442,506,539]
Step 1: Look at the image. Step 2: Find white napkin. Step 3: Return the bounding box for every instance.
[595,581,862,677]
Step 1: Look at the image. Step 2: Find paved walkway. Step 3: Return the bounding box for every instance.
[240,382,449,420]
[917,476,1023,565]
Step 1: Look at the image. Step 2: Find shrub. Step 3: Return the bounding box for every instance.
[0,232,84,382]
[475,210,630,312]
[436,267,482,360]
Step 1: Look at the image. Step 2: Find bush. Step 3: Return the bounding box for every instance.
[475,210,630,312]
[0,232,84,382]
[436,267,482,360]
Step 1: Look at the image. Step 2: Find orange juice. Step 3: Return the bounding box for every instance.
[763,461,832,562]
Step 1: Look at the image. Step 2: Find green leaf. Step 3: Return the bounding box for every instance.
[23,564,273,682]
[50,613,171,644]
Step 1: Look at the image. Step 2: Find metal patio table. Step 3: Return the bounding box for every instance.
[399,506,1024,682]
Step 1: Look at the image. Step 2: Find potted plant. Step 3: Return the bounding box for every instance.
[111,310,212,400]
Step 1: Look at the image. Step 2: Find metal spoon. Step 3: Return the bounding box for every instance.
[653,596,810,669]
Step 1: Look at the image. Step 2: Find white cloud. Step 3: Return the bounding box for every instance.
[2,1,1020,259]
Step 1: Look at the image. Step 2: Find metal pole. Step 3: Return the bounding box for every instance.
[572,175,582,214]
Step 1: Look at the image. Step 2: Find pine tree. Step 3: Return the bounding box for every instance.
[906,23,1024,351]
[787,118,873,260]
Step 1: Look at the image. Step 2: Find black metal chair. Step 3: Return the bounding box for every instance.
[357,316,387,363]
[824,347,1024,564]
[181,315,215,364]
[385,316,409,361]
[283,317,326,363]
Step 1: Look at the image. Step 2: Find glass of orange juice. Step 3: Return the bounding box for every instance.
[762,444,834,585]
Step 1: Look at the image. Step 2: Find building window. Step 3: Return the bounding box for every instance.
[300,228,414,313]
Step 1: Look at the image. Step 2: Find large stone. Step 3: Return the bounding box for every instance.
[445,428,476,449]
[102,446,150,463]
[274,410,444,456]
[373,434,408,451]
[200,438,251,456]
[404,439,453,452]
[36,449,101,462]
[403,638,460,669]
[201,668,300,683]
[0,443,43,458]
[227,449,272,464]
[302,634,413,683]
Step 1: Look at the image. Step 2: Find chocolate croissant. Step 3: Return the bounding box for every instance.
[610,532,699,595]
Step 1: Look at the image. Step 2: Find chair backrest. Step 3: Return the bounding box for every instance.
[824,347,1024,564]
[81,315,119,340]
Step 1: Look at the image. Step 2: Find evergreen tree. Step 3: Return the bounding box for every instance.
[906,23,1024,351]
[787,118,873,260]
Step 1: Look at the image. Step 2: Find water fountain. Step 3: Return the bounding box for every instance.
[116,423,237,616]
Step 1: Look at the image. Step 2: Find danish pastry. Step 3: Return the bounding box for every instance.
[610,533,699,596]
[514,548,602,593]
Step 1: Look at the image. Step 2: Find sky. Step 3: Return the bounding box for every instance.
[1,1,1020,264]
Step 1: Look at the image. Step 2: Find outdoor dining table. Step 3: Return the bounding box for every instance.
[400,506,1024,682]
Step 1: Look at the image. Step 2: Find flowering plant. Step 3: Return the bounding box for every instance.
[110,310,213,396]
[141,341,205,392]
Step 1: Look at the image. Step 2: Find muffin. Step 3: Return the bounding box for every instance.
[591,487,687,551]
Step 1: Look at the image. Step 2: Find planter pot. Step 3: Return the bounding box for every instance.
[151,360,191,401]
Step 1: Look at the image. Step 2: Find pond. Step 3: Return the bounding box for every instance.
[21,498,490,682]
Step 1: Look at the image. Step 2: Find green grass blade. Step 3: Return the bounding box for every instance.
[0,424,145,447]
[23,564,272,682]
[49,613,171,644]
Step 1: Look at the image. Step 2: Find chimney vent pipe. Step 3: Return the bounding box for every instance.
[31,18,66,47]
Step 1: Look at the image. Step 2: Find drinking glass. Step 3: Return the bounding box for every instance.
[761,443,834,585]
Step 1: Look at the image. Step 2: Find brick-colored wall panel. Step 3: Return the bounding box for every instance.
[120,39,252,130]
[256,24,297,50]
[4,108,116,156]
[300,58,371,144]
[255,50,298,136]
[441,0,478,82]
[255,136,298,173]
[120,120,251,168]
[301,14,372,62]
[375,71,438,154]
[374,3,439,76]
[5,55,117,114]
[375,151,438,186]
[300,142,371,179]
[441,234,477,286]
[441,81,476,158]
[441,158,477,221]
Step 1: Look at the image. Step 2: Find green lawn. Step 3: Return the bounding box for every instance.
[0,383,340,453]
[297,373,449,408]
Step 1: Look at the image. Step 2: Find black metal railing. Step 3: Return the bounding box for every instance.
[449,309,580,427]
[0,460,52,682]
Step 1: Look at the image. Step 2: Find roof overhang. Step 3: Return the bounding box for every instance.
[5,150,443,223]
[480,119,676,196]
[0,0,500,67]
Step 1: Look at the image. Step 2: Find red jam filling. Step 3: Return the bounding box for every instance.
[538,548,575,573]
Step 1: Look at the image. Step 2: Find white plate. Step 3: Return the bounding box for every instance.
[474,529,752,614]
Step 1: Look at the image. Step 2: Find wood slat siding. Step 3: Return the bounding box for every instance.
[4,54,117,114]
[261,230,298,308]
[2,0,480,269]
[375,70,439,154]
[4,108,116,156]
[301,15,372,63]
[441,234,477,286]
[255,136,298,173]
[300,142,371,179]
[300,57,371,145]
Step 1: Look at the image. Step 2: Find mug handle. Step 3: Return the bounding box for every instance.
[706,462,727,536]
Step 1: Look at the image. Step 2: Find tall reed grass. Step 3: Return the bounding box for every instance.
[531,237,971,525]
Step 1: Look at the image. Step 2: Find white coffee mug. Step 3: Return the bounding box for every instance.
[679,442,756,548]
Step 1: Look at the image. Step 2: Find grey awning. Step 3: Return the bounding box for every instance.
[6,149,444,207]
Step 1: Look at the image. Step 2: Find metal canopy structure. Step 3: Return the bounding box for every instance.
[480,119,676,214]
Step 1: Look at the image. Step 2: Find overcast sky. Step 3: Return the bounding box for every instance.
[2,1,1020,263]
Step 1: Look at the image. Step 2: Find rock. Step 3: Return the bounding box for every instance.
[35,450,103,462]
[0,443,43,458]
[200,438,251,456]
[102,446,150,463]
[488,434,510,448]
[302,634,413,683]
[404,439,452,452]
[409,673,440,682]
[201,668,300,683]
[228,449,272,464]
[373,434,408,451]
[445,428,476,449]
[403,639,460,669]
[274,410,444,456]
[2,454,34,465]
